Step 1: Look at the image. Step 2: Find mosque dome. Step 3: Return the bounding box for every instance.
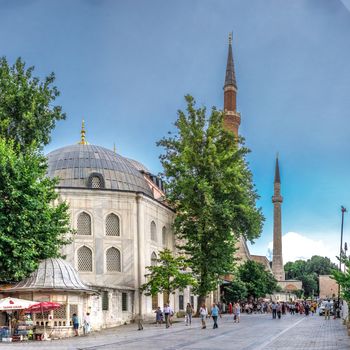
[47,144,153,196]
[125,157,150,173]
[7,258,94,293]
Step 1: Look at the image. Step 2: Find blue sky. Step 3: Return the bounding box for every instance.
[1,0,350,262]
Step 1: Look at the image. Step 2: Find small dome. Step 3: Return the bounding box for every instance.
[7,258,94,293]
[47,144,153,196]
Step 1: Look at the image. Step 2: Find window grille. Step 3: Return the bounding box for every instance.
[53,305,67,319]
[69,305,78,318]
[77,246,93,271]
[106,214,120,236]
[190,295,194,307]
[36,311,50,320]
[151,252,157,266]
[69,304,78,321]
[122,293,128,311]
[179,295,184,310]
[77,212,91,235]
[150,221,157,241]
[162,226,166,246]
[91,176,101,189]
[106,247,121,272]
[152,294,158,310]
[102,291,109,311]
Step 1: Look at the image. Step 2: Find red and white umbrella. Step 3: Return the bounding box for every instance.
[26,301,61,313]
[26,301,62,340]
[0,297,37,311]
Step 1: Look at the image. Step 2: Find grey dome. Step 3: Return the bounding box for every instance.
[7,258,94,293]
[47,144,153,196]
[125,157,150,173]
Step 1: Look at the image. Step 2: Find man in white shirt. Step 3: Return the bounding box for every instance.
[163,304,171,328]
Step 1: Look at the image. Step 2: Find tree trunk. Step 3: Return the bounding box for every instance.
[196,295,206,316]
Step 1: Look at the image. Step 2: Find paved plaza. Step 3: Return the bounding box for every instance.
[1,313,350,350]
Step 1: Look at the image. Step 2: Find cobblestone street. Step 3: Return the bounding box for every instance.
[1,313,349,350]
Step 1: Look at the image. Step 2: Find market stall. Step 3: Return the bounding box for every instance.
[0,297,37,342]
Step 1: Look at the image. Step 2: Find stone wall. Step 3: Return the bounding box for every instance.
[319,275,338,299]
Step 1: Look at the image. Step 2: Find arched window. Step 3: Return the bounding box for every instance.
[162,226,167,247]
[106,247,121,272]
[87,172,105,189]
[106,213,120,236]
[150,221,157,242]
[77,212,91,236]
[151,252,157,266]
[77,246,93,271]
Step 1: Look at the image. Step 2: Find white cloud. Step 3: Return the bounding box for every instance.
[267,231,339,263]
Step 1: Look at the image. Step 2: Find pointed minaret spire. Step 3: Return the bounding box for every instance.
[272,155,285,281]
[78,119,88,145]
[274,154,281,183]
[224,32,237,89]
[223,32,240,137]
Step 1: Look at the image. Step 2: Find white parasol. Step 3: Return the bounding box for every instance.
[0,297,37,311]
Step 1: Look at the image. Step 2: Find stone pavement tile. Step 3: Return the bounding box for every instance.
[0,313,349,350]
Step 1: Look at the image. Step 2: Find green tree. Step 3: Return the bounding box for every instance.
[238,260,279,299]
[0,139,72,281]
[0,57,65,151]
[306,255,337,276]
[284,255,337,297]
[157,95,264,307]
[223,277,248,303]
[140,249,196,302]
[285,260,307,280]
[332,257,349,302]
[299,273,318,297]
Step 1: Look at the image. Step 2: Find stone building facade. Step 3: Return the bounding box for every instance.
[319,275,338,299]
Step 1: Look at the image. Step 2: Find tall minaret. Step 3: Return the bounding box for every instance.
[272,156,285,281]
[223,32,241,137]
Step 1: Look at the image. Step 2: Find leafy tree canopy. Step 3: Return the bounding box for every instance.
[238,260,280,299]
[284,255,337,297]
[157,95,264,302]
[140,249,196,302]
[332,256,350,302]
[0,57,65,151]
[223,277,248,303]
[0,139,72,281]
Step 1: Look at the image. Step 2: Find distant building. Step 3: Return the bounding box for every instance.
[319,275,338,299]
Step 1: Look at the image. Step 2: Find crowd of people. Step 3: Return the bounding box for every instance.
[150,298,338,330]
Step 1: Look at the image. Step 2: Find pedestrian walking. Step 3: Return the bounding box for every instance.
[211,303,219,329]
[271,302,277,319]
[72,313,79,336]
[83,312,91,335]
[135,313,143,330]
[185,303,193,326]
[234,302,241,323]
[228,302,233,316]
[199,303,208,329]
[324,300,331,320]
[276,302,282,319]
[155,307,163,326]
[163,304,171,328]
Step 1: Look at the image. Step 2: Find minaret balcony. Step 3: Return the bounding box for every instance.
[272,195,283,203]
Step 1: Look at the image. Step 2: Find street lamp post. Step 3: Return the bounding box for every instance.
[337,206,347,316]
[344,242,348,273]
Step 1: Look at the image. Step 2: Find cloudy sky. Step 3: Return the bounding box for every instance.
[1,0,350,263]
